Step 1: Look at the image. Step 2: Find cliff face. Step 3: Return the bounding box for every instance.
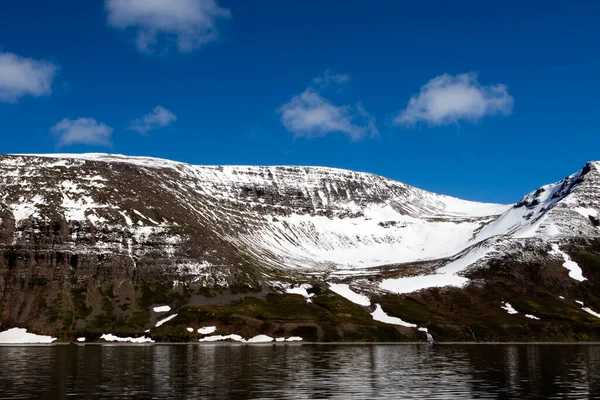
[0,154,599,342]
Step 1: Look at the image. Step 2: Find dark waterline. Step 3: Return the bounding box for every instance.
[0,344,599,399]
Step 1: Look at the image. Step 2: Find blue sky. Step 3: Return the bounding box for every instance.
[1,0,599,203]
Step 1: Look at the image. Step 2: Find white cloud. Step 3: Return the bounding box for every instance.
[0,52,58,103]
[51,118,113,148]
[105,0,231,53]
[279,88,377,141]
[129,106,177,134]
[395,72,514,126]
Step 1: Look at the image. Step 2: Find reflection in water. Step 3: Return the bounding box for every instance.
[504,345,519,394]
[0,344,599,399]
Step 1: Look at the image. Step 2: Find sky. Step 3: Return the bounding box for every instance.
[1,0,599,204]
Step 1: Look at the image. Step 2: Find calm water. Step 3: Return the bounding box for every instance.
[0,344,599,399]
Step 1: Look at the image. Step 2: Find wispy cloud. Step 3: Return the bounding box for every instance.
[279,71,377,141]
[105,0,231,53]
[51,118,113,148]
[129,106,177,134]
[0,52,58,103]
[395,72,514,127]
[313,69,351,88]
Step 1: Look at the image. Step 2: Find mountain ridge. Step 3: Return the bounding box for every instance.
[0,153,599,343]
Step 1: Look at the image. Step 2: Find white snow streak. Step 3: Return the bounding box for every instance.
[371,304,417,327]
[119,211,133,226]
[582,307,600,319]
[100,334,154,343]
[199,334,245,342]
[550,244,586,282]
[501,302,518,315]
[155,314,178,327]
[127,239,137,269]
[328,283,371,306]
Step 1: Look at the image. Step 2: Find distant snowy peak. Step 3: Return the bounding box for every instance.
[475,161,600,241]
[513,161,600,212]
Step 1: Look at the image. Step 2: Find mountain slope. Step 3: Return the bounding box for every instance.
[1,153,509,272]
[377,161,600,295]
[0,154,599,343]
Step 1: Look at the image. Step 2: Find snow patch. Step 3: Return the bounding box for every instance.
[0,328,57,344]
[328,283,371,306]
[186,328,194,333]
[199,334,245,342]
[501,302,518,315]
[282,283,315,303]
[60,188,107,222]
[77,337,86,342]
[247,335,274,343]
[525,314,540,320]
[10,196,44,222]
[197,326,217,335]
[380,273,468,295]
[100,334,154,343]
[153,305,171,313]
[371,304,417,327]
[574,207,598,219]
[550,244,586,282]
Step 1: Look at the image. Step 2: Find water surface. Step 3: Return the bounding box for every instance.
[0,344,599,399]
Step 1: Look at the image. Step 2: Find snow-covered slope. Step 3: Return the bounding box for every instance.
[379,161,600,294]
[0,153,509,272]
[475,162,600,241]
[1,154,599,279]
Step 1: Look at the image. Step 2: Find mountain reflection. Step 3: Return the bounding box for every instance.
[0,344,598,399]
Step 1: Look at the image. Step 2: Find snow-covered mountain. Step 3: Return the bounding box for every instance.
[2,154,598,272]
[1,154,599,342]
[1,153,507,271]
